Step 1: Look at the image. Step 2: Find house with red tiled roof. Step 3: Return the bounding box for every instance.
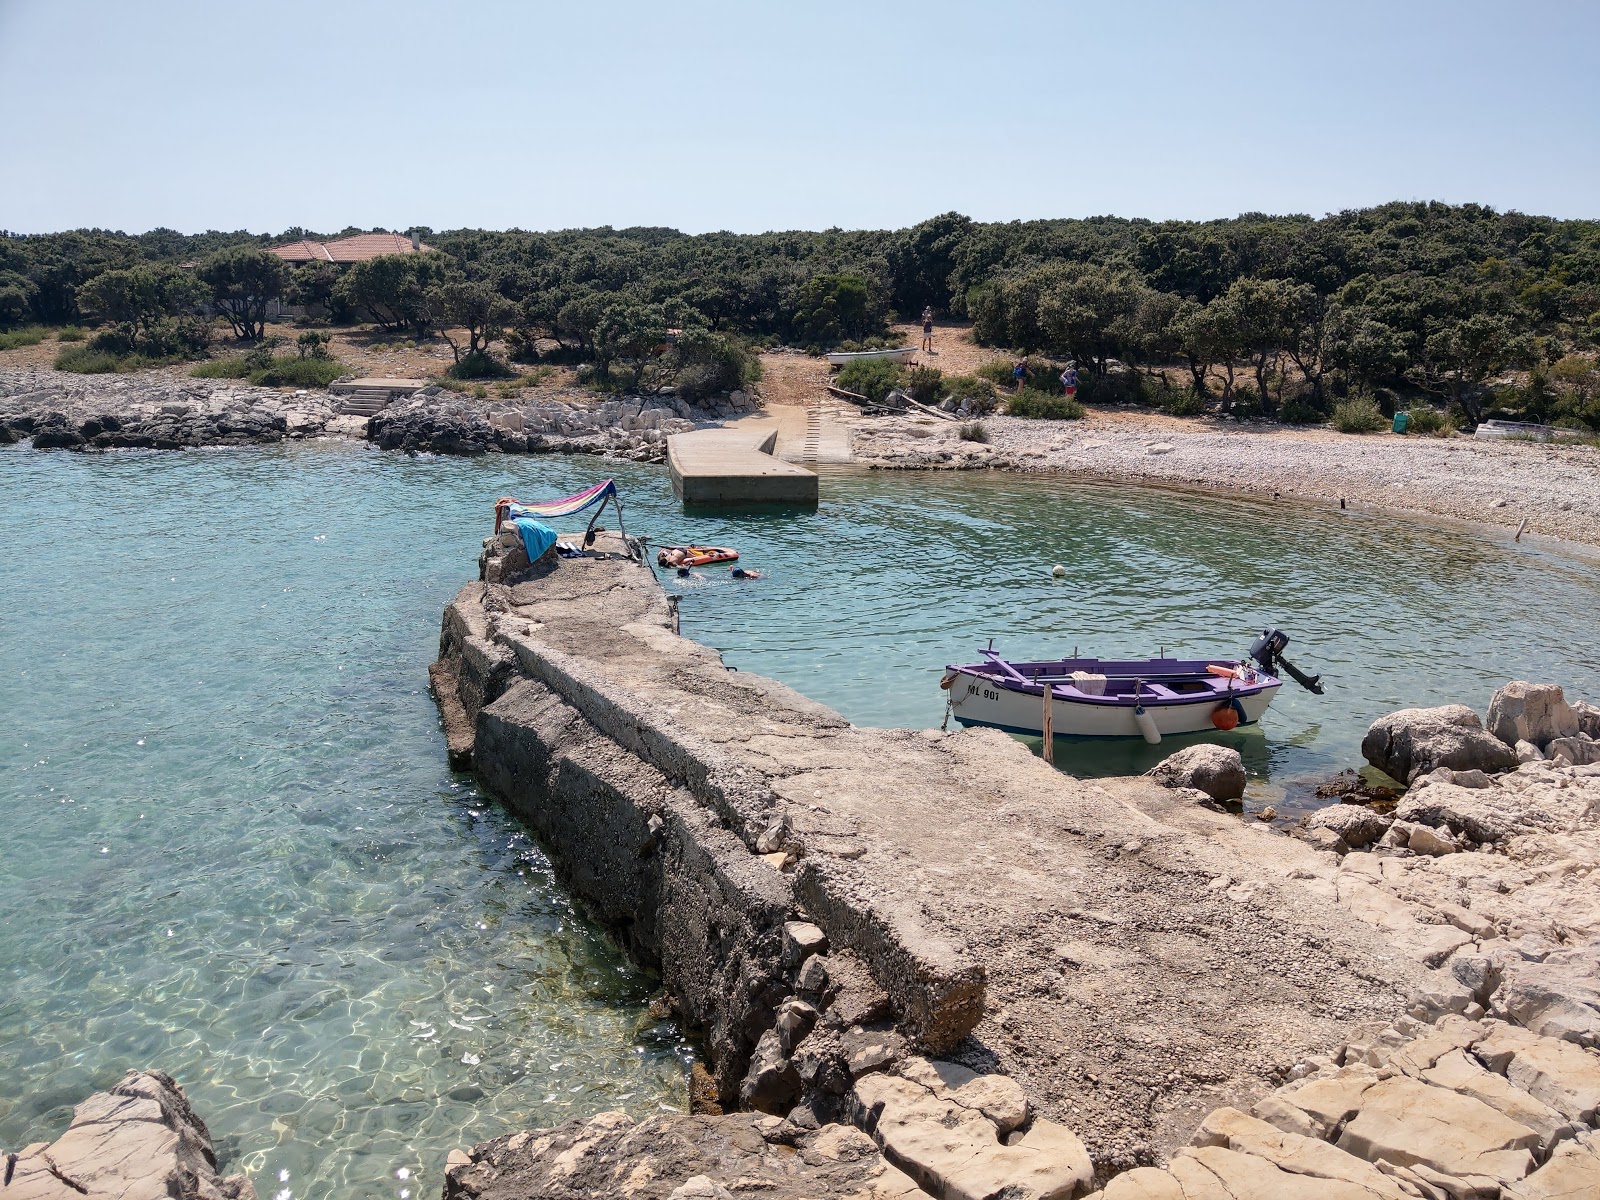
[268,231,433,264]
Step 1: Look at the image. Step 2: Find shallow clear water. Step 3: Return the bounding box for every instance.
[3,443,1597,1197]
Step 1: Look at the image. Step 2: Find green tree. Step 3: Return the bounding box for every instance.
[1035,264,1144,374]
[197,246,289,340]
[430,277,516,363]
[76,264,205,335]
[0,270,36,327]
[1420,314,1528,422]
[334,253,448,334]
[790,273,876,346]
[1175,299,1242,402]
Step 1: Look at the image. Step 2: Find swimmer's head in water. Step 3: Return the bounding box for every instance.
[676,566,690,577]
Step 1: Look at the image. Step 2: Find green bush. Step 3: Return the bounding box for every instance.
[1331,395,1387,433]
[1006,389,1084,419]
[0,326,48,350]
[190,353,342,388]
[190,357,252,379]
[905,364,946,405]
[835,357,905,404]
[1402,406,1455,436]
[1279,398,1325,425]
[56,325,86,342]
[958,421,990,443]
[976,360,1015,387]
[55,347,127,373]
[446,350,515,380]
[1163,389,1208,417]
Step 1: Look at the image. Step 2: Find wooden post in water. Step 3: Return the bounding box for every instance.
[1041,681,1055,764]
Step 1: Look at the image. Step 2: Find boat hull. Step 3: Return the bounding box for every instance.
[825,347,917,366]
[947,671,1280,739]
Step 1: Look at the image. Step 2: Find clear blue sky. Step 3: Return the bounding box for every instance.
[2,0,1596,236]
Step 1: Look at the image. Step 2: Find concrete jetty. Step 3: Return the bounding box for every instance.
[667,426,819,505]
[430,532,1436,1170]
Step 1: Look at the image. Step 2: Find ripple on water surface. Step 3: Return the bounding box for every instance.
[2,444,1597,1197]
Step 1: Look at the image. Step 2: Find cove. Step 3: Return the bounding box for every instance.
[1,441,1597,1197]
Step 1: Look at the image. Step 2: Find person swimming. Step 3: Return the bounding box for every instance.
[730,567,763,579]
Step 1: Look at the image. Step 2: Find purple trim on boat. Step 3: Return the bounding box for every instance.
[945,653,1281,709]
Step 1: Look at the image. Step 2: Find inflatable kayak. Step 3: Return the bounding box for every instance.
[657,545,738,567]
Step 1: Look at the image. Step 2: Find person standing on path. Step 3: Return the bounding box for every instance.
[1060,362,1078,398]
[920,306,935,353]
[1012,359,1028,392]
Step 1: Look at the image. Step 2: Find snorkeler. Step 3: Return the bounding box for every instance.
[730,567,763,579]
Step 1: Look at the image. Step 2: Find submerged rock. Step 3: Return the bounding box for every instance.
[1145,744,1246,801]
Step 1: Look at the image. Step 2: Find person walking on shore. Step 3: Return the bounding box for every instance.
[920,306,935,353]
[1012,359,1028,392]
[1060,361,1078,398]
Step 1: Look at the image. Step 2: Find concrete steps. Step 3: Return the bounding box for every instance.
[338,388,392,416]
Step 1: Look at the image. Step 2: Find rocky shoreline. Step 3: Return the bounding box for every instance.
[852,412,1600,550]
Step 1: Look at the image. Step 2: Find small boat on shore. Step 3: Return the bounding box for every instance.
[825,347,918,367]
[941,628,1323,744]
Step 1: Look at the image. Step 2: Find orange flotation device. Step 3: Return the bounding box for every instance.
[657,545,738,567]
[1207,664,1245,680]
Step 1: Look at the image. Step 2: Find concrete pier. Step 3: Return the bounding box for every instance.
[667,426,819,505]
[430,533,1435,1171]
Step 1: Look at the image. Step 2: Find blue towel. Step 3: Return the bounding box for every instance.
[511,517,558,562]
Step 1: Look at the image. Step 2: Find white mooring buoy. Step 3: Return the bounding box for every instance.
[1051,564,1066,578]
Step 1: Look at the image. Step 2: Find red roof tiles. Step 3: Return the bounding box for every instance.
[267,233,433,264]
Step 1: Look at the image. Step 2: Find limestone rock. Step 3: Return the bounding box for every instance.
[776,998,820,1053]
[1394,778,1563,845]
[1497,958,1600,1047]
[1572,700,1600,739]
[442,1109,926,1199]
[1473,1021,1600,1122]
[1306,804,1392,849]
[1546,734,1600,766]
[1420,1049,1577,1152]
[1098,1166,1185,1198]
[1171,1145,1401,1199]
[1516,739,1545,763]
[850,1072,1092,1200]
[1146,744,1246,802]
[1362,704,1518,783]
[1190,1106,1410,1197]
[784,921,828,971]
[1334,1075,1539,1187]
[1,1069,255,1200]
[1487,681,1579,749]
[1503,1133,1600,1200]
[1272,1064,1382,1139]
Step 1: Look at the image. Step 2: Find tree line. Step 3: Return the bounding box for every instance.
[2,203,1597,425]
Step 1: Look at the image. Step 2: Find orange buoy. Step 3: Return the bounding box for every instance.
[1211,704,1240,731]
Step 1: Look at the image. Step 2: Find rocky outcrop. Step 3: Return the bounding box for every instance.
[1361,704,1520,783]
[368,388,707,460]
[1,1069,254,1200]
[1488,682,1581,749]
[0,367,349,450]
[441,1110,924,1199]
[1144,744,1246,802]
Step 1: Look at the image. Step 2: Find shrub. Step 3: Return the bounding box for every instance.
[249,356,343,388]
[1007,389,1084,419]
[471,383,489,399]
[835,357,905,404]
[1279,398,1325,426]
[191,353,342,388]
[190,357,252,379]
[0,326,48,350]
[976,360,1015,387]
[905,364,947,405]
[1402,406,1456,436]
[55,347,126,373]
[56,325,85,342]
[1163,389,1208,417]
[296,330,332,360]
[1331,395,1387,433]
[958,421,990,443]
[446,350,515,380]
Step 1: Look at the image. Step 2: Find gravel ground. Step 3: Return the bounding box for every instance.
[853,410,1600,551]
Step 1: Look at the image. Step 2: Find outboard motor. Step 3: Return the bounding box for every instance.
[1249,627,1325,695]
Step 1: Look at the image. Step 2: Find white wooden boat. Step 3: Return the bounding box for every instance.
[825,347,917,367]
[941,629,1323,744]
[1473,420,1587,443]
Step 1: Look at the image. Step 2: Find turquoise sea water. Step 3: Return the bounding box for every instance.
[2,442,1597,1198]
